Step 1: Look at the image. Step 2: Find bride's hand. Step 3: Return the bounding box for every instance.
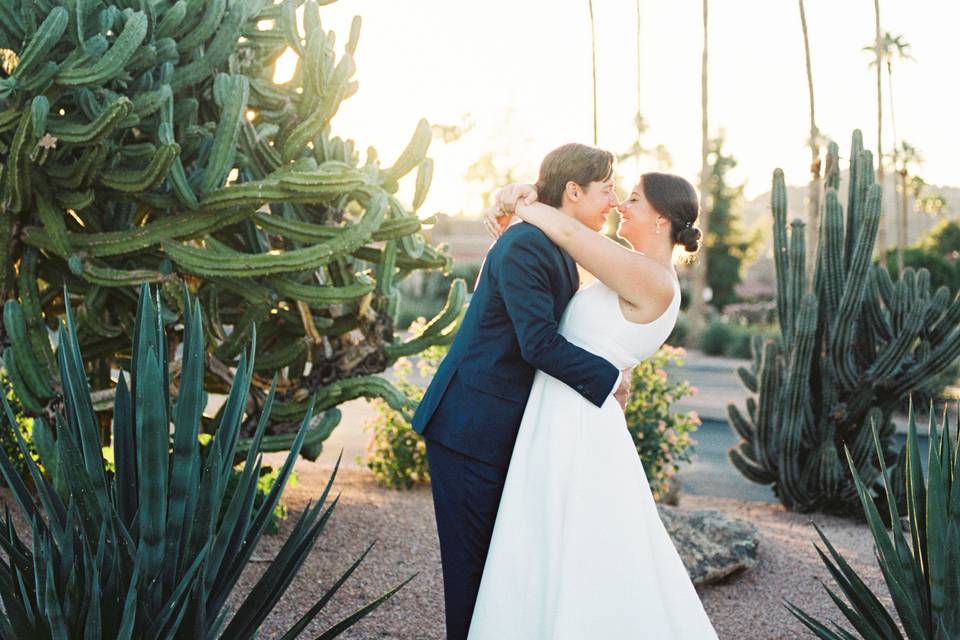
[483,184,538,238]
[495,183,538,215]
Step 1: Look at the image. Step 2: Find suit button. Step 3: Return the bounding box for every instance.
[576,384,584,391]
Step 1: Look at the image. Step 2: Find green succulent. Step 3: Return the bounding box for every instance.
[786,401,960,639]
[728,131,960,516]
[0,284,412,638]
[0,0,463,459]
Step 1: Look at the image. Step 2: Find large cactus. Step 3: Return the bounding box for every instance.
[0,0,464,458]
[728,131,960,516]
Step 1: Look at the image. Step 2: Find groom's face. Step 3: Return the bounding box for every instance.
[570,177,618,232]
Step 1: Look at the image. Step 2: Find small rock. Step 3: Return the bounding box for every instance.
[656,505,760,585]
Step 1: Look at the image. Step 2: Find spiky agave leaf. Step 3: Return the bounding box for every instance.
[784,402,960,639]
[0,286,410,637]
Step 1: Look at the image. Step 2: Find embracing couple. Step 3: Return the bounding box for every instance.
[412,143,719,639]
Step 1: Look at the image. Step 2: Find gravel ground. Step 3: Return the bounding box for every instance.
[0,461,895,640]
[235,458,895,640]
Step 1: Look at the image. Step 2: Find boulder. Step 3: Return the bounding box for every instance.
[656,505,760,585]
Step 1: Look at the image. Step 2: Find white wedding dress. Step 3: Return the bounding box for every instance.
[468,278,719,639]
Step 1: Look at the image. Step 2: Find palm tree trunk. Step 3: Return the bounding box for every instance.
[636,0,641,114]
[897,170,907,269]
[799,0,820,289]
[688,0,710,344]
[588,0,598,146]
[873,0,887,266]
[888,65,906,272]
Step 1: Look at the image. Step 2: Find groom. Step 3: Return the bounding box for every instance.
[412,143,629,640]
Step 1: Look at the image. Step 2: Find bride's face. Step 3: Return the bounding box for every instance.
[616,180,661,243]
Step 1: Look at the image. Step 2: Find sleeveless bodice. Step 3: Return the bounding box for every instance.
[559,278,681,370]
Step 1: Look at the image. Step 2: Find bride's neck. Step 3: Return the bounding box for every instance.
[624,234,675,271]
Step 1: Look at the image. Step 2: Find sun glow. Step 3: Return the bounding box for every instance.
[266,0,958,220]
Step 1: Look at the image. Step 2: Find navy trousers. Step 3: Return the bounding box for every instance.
[425,439,508,640]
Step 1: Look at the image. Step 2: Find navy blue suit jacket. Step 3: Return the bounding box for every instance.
[412,222,619,469]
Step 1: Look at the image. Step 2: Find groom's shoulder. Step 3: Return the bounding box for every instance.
[497,222,553,253]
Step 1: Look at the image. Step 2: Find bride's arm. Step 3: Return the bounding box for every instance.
[513,200,674,309]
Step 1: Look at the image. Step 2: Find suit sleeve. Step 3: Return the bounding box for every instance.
[497,237,619,408]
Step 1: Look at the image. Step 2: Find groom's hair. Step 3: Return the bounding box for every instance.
[535,143,615,208]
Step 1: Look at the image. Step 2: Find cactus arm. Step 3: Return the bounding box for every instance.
[831,184,881,388]
[56,11,148,86]
[385,279,466,362]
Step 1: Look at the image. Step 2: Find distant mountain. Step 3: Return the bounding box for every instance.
[741,171,960,255]
[731,173,959,300]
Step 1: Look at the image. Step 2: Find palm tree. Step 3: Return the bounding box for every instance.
[798,0,820,286]
[688,0,710,343]
[916,190,948,235]
[865,30,915,267]
[894,140,922,268]
[636,0,641,116]
[588,0,598,145]
[906,175,929,235]
[869,1,886,265]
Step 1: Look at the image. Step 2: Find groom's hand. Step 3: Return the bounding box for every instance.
[614,368,632,410]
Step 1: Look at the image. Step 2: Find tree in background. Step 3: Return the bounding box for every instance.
[914,186,949,235]
[865,31,915,270]
[868,0,887,265]
[687,0,711,343]
[465,151,522,212]
[904,175,948,237]
[703,135,760,310]
[798,0,821,285]
[588,0,599,145]
[893,140,922,270]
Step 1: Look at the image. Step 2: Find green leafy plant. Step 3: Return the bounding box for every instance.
[363,334,450,489]
[699,317,779,359]
[221,462,297,535]
[623,345,701,500]
[785,401,960,639]
[0,373,38,485]
[0,284,411,638]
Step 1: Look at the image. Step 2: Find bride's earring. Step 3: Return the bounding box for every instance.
[655,218,663,234]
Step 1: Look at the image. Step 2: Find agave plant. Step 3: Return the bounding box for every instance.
[785,401,960,639]
[0,284,411,638]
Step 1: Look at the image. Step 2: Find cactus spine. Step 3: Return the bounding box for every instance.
[729,131,960,515]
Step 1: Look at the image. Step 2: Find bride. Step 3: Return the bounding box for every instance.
[468,173,719,639]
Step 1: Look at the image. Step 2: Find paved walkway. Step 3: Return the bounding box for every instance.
[310,349,943,503]
[662,350,937,436]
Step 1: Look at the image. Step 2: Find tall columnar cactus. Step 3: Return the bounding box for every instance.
[0,0,465,457]
[728,131,960,516]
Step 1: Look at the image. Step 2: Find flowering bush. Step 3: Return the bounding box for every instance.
[0,374,41,486]
[623,345,701,500]
[364,321,448,488]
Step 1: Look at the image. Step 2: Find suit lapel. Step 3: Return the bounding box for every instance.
[561,251,579,296]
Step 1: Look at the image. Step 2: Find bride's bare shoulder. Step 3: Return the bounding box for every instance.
[617,272,678,325]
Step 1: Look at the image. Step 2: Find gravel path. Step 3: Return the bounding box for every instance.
[239,458,894,640]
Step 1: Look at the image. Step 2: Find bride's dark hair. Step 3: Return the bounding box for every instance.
[641,172,701,253]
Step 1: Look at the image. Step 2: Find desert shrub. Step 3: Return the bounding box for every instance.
[623,345,701,500]
[364,331,448,488]
[698,318,736,355]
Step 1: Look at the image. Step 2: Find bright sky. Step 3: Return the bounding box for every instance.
[289,0,959,217]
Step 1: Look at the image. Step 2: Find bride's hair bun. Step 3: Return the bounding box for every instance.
[676,225,702,253]
[640,172,702,254]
